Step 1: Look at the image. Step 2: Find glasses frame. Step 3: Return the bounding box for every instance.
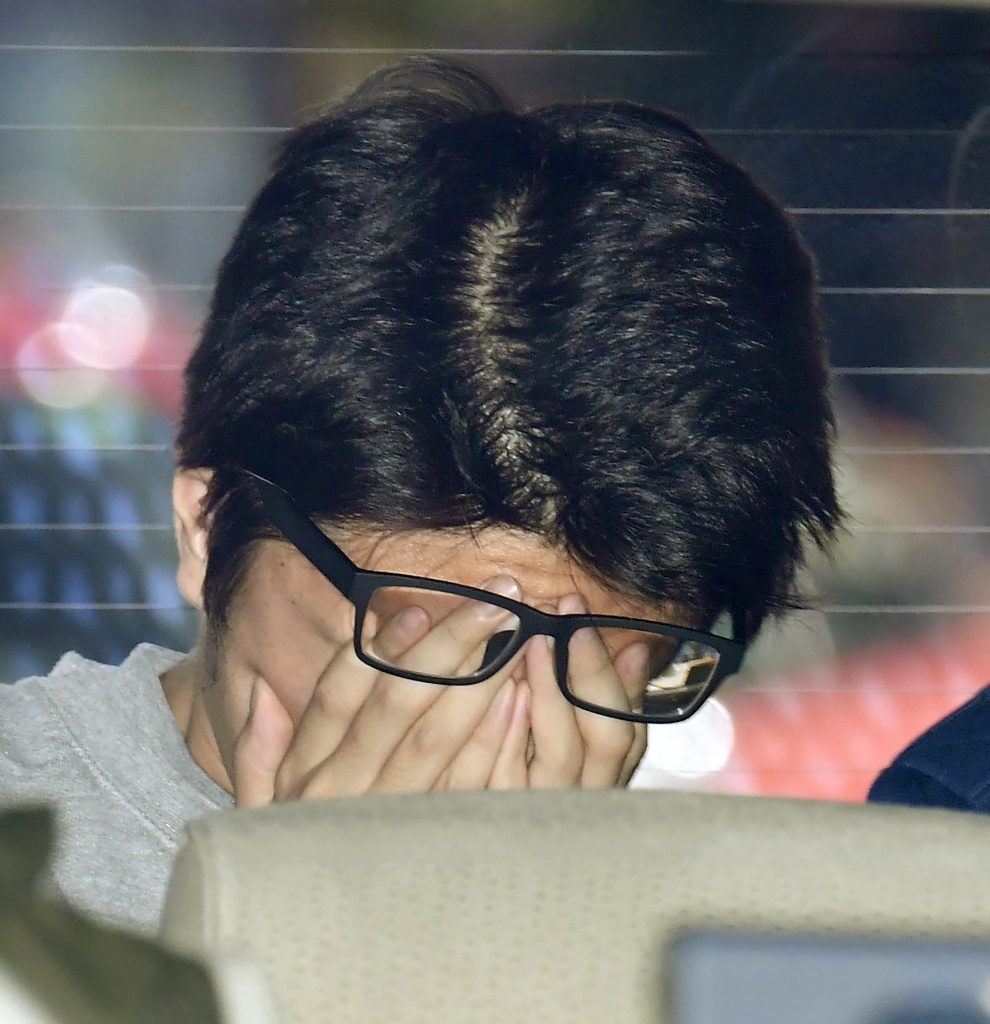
[240,468,746,724]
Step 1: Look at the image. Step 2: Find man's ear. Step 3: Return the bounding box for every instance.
[172,469,213,611]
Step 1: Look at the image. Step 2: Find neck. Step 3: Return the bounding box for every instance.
[161,651,234,795]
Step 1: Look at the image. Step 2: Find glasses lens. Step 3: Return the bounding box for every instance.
[564,626,722,721]
[361,585,522,679]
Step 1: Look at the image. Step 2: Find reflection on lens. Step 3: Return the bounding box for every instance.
[566,627,721,721]
[641,640,720,718]
[363,585,522,678]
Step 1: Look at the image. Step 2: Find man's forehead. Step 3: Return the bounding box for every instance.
[304,523,680,622]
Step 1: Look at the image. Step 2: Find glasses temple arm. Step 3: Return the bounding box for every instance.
[242,469,357,595]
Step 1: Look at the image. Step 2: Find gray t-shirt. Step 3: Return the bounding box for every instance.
[0,644,233,935]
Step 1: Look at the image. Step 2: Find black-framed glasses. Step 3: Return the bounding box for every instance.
[240,468,746,724]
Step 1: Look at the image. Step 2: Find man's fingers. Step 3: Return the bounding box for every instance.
[232,677,295,808]
[364,605,432,665]
[535,593,640,790]
[619,723,649,785]
[614,643,650,784]
[363,657,517,794]
[297,579,523,798]
[614,640,651,708]
[388,576,520,680]
[441,678,516,790]
[573,625,641,788]
[526,634,584,787]
[276,606,433,797]
[488,682,531,790]
[563,604,632,716]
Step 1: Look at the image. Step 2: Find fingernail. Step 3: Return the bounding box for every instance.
[483,575,521,600]
[559,593,588,615]
[479,576,520,620]
[395,606,429,635]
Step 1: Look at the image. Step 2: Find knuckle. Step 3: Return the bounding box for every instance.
[590,721,636,760]
[309,677,349,720]
[373,677,419,718]
[404,717,448,760]
[467,720,498,750]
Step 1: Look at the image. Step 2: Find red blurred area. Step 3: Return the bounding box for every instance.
[719,620,990,802]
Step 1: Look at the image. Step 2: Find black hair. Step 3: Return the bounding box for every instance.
[176,57,840,641]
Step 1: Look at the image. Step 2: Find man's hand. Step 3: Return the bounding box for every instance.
[232,585,647,808]
[232,576,525,807]
[486,593,648,790]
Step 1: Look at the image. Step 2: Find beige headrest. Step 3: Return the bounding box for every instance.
[161,789,990,1024]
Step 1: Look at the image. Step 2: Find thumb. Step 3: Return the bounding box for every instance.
[232,677,295,808]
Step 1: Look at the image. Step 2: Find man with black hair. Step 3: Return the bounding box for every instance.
[0,59,840,934]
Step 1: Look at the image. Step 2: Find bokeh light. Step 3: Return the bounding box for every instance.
[60,273,151,371]
[15,322,108,409]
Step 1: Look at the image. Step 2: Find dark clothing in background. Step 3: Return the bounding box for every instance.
[869,686,990,813]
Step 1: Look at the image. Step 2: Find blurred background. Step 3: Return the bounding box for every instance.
[2,0,990,802]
